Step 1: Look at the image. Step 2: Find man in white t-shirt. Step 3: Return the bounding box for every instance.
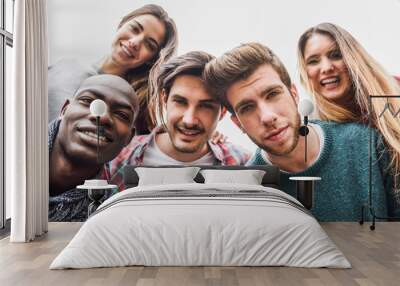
[110,51,250,190]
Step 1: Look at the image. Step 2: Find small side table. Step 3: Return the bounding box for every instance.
[289,177,321,210]
[76,184,117,217]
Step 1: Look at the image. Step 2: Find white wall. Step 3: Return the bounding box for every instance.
[48,0,400,152]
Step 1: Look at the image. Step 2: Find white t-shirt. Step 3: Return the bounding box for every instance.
[142,137,216,165]
[261,123,324,172]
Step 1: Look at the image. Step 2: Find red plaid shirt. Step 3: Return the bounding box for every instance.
[108,127,250,190]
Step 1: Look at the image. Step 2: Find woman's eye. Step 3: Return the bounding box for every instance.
[78,97,93,105]
[129,24,140,34]
[330,50,342,60]
[145,41,157,53]
[306,58,318,65]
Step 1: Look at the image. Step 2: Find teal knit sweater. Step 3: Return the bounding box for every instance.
[247,121,398,221]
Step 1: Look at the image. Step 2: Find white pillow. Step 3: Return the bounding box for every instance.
[135,167,200,186]
[200,169,266,185]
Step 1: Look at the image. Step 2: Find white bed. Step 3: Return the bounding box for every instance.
[50,182,351,269]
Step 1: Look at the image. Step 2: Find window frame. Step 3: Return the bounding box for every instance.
[1,0,14,231]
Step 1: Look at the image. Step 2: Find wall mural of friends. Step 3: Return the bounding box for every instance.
[48,0,400,221]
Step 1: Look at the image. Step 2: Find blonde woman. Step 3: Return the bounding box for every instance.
[297,22,400,186]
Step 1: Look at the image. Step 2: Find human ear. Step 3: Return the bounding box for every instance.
[161,89,168,103]
[290,84,299,105]
[125,128,136,146]
[219,107,227,121]
[60,99,71,117]
[230,114,244,132]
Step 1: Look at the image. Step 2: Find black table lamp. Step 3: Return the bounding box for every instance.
[298,98,314,163]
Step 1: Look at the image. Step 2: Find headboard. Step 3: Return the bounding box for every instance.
[123,165,281,189]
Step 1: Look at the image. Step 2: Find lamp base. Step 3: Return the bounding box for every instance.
[289,176,320,210]
[296,180,314,210]
[359,204,400,231]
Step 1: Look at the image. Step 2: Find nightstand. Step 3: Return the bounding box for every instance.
[289,176,321,210]
[76,184,117,217]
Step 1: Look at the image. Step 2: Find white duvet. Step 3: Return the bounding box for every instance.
[50,183,351,269]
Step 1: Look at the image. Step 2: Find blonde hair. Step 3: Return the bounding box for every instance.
[298,22,400,184]
[117,4,178,134]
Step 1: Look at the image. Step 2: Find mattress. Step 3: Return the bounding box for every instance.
[50,183,351,269]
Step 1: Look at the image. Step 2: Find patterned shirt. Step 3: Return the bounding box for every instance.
[48,119,112,222]
[108,127,251,190]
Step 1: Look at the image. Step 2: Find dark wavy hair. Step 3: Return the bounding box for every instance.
[156,51,215,127]
[118,4,178,134]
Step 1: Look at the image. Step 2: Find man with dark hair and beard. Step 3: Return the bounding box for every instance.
[203,42,398,221]
[110,51,250,189]
[49,74,139,221]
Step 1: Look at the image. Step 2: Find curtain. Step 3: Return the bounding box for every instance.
[9,0,48,242]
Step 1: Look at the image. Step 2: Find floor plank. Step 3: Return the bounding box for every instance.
[0,222,399,286]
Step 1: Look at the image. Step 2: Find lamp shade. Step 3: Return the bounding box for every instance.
[298,98,314,117]
[90,99,107,117]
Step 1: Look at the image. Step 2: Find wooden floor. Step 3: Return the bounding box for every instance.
[0,222,399,286]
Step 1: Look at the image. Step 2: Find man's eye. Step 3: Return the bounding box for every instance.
[200,103,216,110]
[238,105,254,114]
[173,99,186,105]
[115,111,130,122]
[267,91,279,99]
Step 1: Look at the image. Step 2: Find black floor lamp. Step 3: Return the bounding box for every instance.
[359,95,400,230]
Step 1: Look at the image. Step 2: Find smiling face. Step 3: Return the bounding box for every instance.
[303,33,352,104]
[57,90,136,164]
[164,75,222,154]
[110,14,166,72]
[227,64,300,156]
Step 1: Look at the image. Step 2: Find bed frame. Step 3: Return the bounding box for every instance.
[123,165,281,189]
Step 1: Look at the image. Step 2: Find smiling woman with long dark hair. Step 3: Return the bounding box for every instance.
[48,4,178,134]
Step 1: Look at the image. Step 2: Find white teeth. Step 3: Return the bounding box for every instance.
[179,128,200,135]
[321,77,339,85]
[82,131,108,142]
[121,44,133,57]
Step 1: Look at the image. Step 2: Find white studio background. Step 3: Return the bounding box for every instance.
[48,0,400,152]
